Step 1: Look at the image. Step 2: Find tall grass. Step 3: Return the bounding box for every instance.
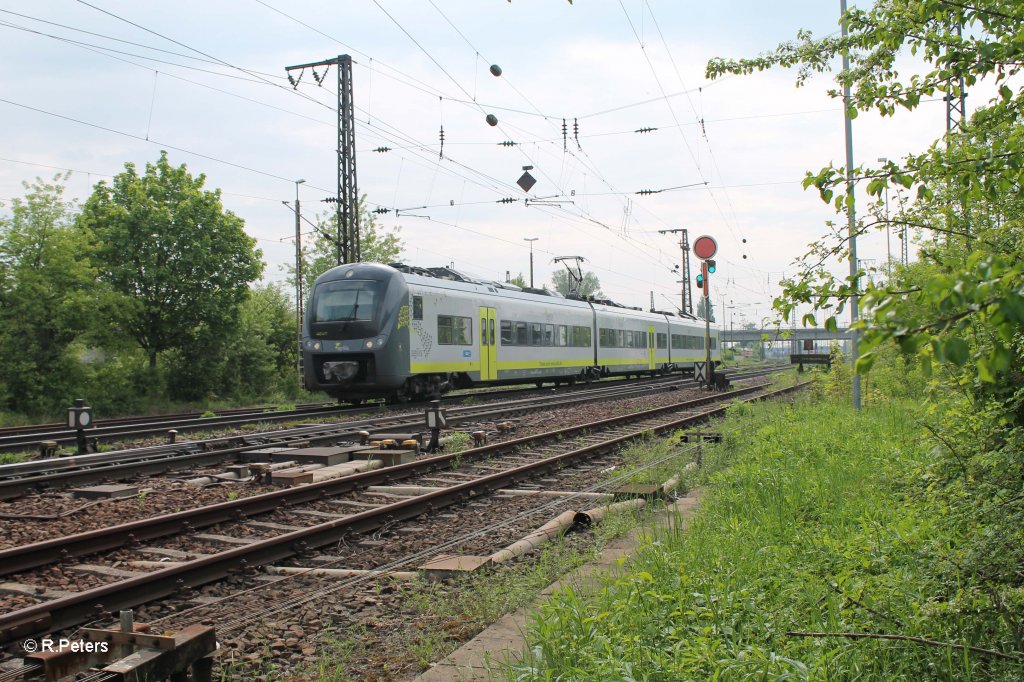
[514,396,1023,680]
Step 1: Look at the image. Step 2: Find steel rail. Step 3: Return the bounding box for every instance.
[0,365,785,454]
[0,382,805,645]
[0,382,771,576]
[0,367,786,499]
[0,401,336,438]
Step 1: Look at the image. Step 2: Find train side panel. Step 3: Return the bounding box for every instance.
[492,293,595,382]
[593,305,672,376]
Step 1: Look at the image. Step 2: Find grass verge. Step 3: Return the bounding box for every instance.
[512,394,1023,680]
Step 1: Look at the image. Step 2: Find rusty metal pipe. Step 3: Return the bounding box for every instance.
[574,498,647,526]
[489,510,579,565]
[264,566,418,580]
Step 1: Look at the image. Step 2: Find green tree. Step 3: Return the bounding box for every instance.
[696,297,715,322]
[706,0,1024,388]
[77,152,263,372]
[551,269,603,298]
[508,272,528,288]
[709,0,1024,658]
[0,176,97,414]
[226,283,301,399]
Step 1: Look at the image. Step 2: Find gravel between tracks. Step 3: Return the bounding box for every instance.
[2,376,775,679]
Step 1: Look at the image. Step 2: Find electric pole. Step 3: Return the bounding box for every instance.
[841,0,861,410]
[658,228,693,316]
[286,55,360,264]
[524,237,538,288]
[293,179,305,377]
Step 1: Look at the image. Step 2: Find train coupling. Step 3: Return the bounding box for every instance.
[323,361,360,382]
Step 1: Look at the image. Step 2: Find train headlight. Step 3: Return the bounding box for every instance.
[364,339,374,349]
[374,336,386,347]
[313,341,322,351]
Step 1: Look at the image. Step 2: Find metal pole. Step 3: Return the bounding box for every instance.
[702,261,711,385]
[294,179,306,377]
[524,237,538,288]
[877,157,890,271]
[841,0,861,410]
[658,228,693,316]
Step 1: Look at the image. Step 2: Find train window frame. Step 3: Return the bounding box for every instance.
[311,279,381,323]
[515,321,528,345]
[656,332,667,349]
[412,296,423,320]
[437,315,472,345]
[558,325,568,347]
[543,324,554,346]
[531,323,543,346]
[500,320,513,345]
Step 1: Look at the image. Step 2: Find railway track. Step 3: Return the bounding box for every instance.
[0,366,783,455]
[0,366,787,500]
[0,377,805,648]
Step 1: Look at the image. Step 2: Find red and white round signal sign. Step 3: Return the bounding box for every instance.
[693,235,717,260]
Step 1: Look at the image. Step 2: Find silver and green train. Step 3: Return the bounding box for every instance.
[302,262,719,403]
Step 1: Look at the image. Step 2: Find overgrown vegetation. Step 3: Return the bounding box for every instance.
[516,375,1023,679]
[511,3,1024,669]
[0,153,403,421]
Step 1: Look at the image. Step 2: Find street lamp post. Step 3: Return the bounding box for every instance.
[841,0,861,410]
[878,157,891,271]
[524,237,538,288]
[293,179,306,377]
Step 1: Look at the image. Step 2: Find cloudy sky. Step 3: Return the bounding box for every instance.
[0,1,952,328]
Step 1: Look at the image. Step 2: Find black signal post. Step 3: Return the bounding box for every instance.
[67,398,95,455]
[692,235,718,388]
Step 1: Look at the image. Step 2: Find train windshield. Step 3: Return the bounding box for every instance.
[311,280,382,322]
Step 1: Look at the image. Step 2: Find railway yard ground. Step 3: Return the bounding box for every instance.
[1,363,1022,681]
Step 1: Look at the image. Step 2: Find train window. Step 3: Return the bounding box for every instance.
[412,296,423,320]
[582,327,591,347]
[616,330,624,348]
[557,325,568,346]
[531,323,543,346]
[438,315,472,345]
[710,336,718,349]
[671,334,683,349]
[544,324,554,346]
[657,333,667,349]
[500,320,513,345]
[515,322,528,345]
[598,328,610,347]
[312,280,380,322]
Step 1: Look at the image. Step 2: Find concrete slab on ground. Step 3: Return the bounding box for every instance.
[413,490,704,681]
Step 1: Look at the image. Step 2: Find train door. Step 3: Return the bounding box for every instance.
[647,325,656,370]
[479,307,498,380]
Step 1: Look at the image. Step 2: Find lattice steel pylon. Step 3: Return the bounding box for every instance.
[286,54,360,264]
[658,228,693,316]
[945,23,968,252]
[338,55,359,264]
[945,26,967,142]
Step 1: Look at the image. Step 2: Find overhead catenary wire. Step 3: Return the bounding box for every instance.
[1,2,817,308]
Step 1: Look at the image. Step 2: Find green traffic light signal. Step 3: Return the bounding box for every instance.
[707,259,716,273]
[695,273,704,287]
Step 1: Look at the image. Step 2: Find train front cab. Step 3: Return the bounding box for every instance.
[302,263,411,402]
